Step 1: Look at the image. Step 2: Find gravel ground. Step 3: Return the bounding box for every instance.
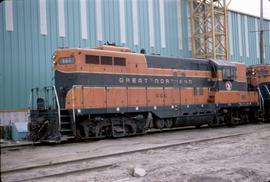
[1,124,270,182]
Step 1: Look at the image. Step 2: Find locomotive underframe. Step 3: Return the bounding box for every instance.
[29,102,259,142]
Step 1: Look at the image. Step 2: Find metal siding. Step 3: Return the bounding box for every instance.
[244,16,250,58]
[17,1,27,107]
[153,0,161,54]
[5,0,14,31]
[87,0,96,47]
[0,2,4,109]
[267,22,270,63]
[119,0,126,44]
[159,0,165,49]
[125,1,135,50]
[1,0,270,110]
[166,0,179,57]
[148,0,155,48]
[11,1,19,108]
[250,17,258,65]
[255,18,260,59]
[176,0,183,51]
[131,0,139,47]
[104,0,120,45]
[228,11,233,56]
[181,0,191,57]
[80,0,88,40]
[57,0,65,37]
[39,0,48,35]
[237,14,243,59]
[138,0,149,53]
[47,0,57,86]
[231,12,239,61]
[95,0,102,42]
[265,21,270,63]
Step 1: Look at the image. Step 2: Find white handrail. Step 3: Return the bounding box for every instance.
[28,90,32,110]
[71,85,85,132]
[257,87,265,115]
[72,86,76,126]
[263,85,270,95]
[53,85,61,132]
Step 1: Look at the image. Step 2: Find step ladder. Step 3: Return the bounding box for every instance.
[59,109,75,140]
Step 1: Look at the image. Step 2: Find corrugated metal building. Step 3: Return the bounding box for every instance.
[0,0,270,111]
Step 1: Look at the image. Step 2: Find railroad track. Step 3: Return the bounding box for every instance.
[1,131,252,182]
[0,125,204,151]
[0,142,36,150]
[0,123,262,150]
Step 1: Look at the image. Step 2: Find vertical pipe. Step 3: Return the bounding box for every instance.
[260,0,264,64]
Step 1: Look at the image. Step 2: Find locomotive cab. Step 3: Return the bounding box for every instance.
[209,59,236,90]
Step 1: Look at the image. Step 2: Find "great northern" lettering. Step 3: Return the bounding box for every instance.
[119,77,192,85]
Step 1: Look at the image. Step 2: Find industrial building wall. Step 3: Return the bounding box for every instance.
[0,0,270,110]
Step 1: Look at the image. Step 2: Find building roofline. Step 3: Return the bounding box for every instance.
[228,9,270,21]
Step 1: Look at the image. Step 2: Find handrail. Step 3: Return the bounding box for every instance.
[72,85,76,127]
[263,85,270,96]
[28,90,32,110]
[257,87,265,115]
[71,85,85,134]
[53,85,61,132]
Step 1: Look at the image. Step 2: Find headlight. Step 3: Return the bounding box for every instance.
[59,57,75,64]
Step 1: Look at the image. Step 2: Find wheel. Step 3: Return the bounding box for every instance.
[105,126,113,138]
[164,119,173,128]
[155,119,165,129]
[240,114,249,124]
[208,116,218,128]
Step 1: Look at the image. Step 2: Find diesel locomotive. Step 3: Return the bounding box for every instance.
[28,45,270,142]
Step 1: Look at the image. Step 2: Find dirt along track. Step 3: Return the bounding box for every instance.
[1,123,270,182]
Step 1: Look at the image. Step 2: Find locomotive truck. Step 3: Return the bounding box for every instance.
[28,45,270,142]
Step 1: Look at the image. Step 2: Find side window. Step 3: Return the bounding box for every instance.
[232,69,236,79]
[86,55,99,64]
[114,57,126,66]
[101,56,113,65]
[226,68,230,78]
[222,67,236,80]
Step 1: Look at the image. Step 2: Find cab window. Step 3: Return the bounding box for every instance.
[222,67,236,80]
